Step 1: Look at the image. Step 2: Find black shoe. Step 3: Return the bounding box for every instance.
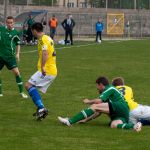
[34,108,48,121]
[37,108,48,121]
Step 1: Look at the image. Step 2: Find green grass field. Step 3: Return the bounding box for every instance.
[0,40,150,150]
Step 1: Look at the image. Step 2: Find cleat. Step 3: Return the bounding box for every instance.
[58,116,71,126]
[20,92,28,99]
[0,94,3,97]
[134,122,142,132]
[36,108,48,121]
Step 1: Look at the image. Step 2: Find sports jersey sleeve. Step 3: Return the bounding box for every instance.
[41,36,49,51]
[14,31,21,45]
[0,26,2,37]
[99,87,113,102]
[0,26,3,30]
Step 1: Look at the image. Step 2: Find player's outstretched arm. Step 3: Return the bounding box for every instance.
[83,98,102,105]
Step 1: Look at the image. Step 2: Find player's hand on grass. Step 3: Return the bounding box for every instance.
[83,99,91,104]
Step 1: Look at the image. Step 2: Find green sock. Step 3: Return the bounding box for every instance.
[69,108,95,124]
[16,75,23,93]
[117,123,134,130]
[0,78,2,94]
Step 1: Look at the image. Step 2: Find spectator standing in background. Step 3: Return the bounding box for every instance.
[62,14,75,45]
[49,15,58,40]
[95,17,104,43]
[26,14,35,44]
[22,25,28,44]
[125,20,130,38]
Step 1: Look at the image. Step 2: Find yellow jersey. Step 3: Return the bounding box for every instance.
[37,35,57,76]
[116,85,138,111]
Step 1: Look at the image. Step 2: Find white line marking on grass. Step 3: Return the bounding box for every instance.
[21,41,125,54]
[56,43,98,50]
[21,43,98,53]
[21,50,37,53]
[108,41,122,43]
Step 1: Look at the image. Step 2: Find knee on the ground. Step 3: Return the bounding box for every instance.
[110,120,123,128]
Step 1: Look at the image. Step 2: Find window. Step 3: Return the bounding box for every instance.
[67,2,74,7]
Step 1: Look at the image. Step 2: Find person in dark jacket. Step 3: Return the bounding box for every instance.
[26,14,35,44]
[95,18,104,43]
[61,14,75,45]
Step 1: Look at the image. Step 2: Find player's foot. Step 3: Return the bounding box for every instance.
[36,108,48,121]
[20,92,28,99]
[0,94,3,97]
[58,116,71,126]
[134,122,142,132]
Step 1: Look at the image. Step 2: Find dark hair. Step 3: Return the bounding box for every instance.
[96,76,109,86]
[31,22,43,32]
[7,16,14,20]
[112,77,124,86]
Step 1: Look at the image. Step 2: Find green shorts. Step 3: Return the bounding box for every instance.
[0,55,17,70]
[108,101,129,123]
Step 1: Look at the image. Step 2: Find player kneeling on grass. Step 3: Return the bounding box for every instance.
[25,22,57,121]
[58,76,142,132]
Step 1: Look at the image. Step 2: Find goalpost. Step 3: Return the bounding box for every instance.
[107,13,124,35]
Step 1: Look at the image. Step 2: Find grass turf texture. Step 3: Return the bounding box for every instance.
[0,40,150,150]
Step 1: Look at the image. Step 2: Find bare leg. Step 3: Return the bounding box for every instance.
[78,112,101,123]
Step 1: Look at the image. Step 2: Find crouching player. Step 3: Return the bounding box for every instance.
[25,22,57,120]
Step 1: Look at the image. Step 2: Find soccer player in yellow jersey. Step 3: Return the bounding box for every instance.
[25,22,57,120]
[112,77,150,125]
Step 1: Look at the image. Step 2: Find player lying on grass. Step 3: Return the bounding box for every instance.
[58,76,142,132]
[112,77,150,125]
[0,16,28,98]
[25,22,57,121]
[80,77,150,126]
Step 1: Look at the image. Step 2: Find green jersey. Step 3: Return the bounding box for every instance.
[27,18,35,28]
[0,26,20,56]
[100,85,129,122]
[100,85,125,103]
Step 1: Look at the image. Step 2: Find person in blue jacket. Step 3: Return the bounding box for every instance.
[95,18,104,43]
